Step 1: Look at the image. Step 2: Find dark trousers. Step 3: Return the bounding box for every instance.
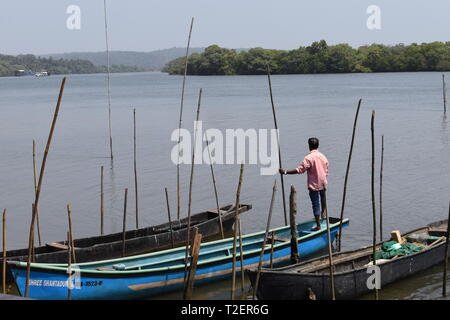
[308,189,327,217]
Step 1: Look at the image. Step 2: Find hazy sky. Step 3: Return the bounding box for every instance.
[1,0,449,55]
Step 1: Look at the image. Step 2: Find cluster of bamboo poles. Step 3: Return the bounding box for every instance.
[172,17,229,300]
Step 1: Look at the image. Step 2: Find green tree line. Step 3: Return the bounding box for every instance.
[162,41,450,75]
[0,53,143,77]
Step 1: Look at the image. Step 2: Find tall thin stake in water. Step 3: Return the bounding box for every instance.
[443,74,447,114]
[2,209,6,294]
[122,188,128,257]
[379,135,384,242]
[323,190,335,300]
[253,180,277,300]
[337,99,361,251]
[103,0,114,160]
[67,205,76,263]
[231,163,244,300]
[183,227,202,300]
[205,130,224,239]
[32,140,42,246]
[177,17,195,220]
[443,201,450,297]
[164,188,175,248]
[133,108,139,229]
[237,207,245,295]
[371,110,379,300]
[289,185,299,263]
[100,166,104,235]
[67,231,72,300]
[266,65,288,226]
[25,77,66,297]
[183,88,202,291]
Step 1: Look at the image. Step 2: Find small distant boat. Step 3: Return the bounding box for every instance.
[35,71,49,77]
[14,70,34,77]
[1,204,251,283]
[8,217,349,299]
[247,219,449,300]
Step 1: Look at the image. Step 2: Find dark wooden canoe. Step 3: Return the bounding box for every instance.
[1,204,251,282]
[247,219,448,300]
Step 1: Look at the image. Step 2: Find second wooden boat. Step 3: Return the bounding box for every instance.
[247,219,448,300]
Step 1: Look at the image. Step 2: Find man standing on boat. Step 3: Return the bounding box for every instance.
[279,137,328,231]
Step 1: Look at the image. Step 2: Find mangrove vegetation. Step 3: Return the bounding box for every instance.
[162,40,450,75]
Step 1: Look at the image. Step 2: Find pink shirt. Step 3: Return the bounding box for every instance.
[296,149,328,191]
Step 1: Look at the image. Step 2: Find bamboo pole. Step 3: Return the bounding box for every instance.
[267,65,288,226]
[183,227,202,300]
[67,205,76,263]
[164,187,175,248]
[67,231,72,300]
[100,166,104,235]
[103,0,114,160]
[2,209,6,294]
[133,108,139,229]
[25,203,36,297]
[443,74,447,114]
[289,185,299,264]
[323,189,335,300]
[337,99,362,251]
[183,88,202,290]
[122,188,128,257]
[176,17,195,220]
[204,131,224,239]
[371,110,379,300]
[237,209,245,295]
[231,163,244,300]
[443,201,450,297]
[31,204,35,262]
[379,135,384,242]
[25,77,66,297]
[32,140,42,246]
[252,180,277,300]
[269,231,275,268]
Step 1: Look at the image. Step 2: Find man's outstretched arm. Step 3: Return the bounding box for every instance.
[279,158,310,175]
[278,168,299,175]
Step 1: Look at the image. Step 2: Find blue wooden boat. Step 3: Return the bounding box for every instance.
[8,217,349,300]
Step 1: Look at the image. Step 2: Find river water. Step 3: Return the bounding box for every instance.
[0,71,449,299]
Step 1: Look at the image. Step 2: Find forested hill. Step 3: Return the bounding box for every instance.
[162,41,450,75]
[45,47,205,71]
[0,53,143,77]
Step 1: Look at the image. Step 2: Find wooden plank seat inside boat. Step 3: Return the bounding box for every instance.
[427,227,447,237]
[46,242,78,251]
[294,247,375,274]
[266,235,289,243]
[206,209,227,215]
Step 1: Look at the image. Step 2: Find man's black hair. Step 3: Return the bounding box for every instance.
[308,137,319,150]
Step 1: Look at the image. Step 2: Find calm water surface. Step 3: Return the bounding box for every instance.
[0,71,449,299]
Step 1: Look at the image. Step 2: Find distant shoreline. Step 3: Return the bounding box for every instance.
[163,41,450,76]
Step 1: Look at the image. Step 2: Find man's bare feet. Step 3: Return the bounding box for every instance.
[311,225,321,231]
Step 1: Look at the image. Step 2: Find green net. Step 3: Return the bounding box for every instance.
[374,241,423,260]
